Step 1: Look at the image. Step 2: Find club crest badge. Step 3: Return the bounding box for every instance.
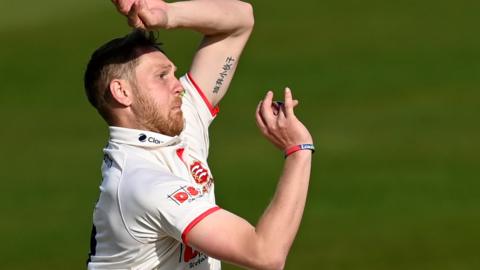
[190,161,209,184]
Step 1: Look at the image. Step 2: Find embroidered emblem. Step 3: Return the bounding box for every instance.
[190,161,209,184]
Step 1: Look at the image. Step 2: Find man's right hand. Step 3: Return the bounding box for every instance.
[111,0,169,29]
[256,87,313,152]
[111,0,135,15]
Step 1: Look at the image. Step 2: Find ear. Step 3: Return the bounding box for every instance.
[109,79,134,106]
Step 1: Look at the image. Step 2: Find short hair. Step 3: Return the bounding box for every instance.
[83,30,164,122]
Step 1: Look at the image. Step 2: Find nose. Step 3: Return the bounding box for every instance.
[173,77,183,95]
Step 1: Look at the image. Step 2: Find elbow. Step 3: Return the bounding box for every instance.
[254,253,286,270]
[247,236,287,270]
[264,257,286,270]
[243,2,255,29]
[237,1,255,31]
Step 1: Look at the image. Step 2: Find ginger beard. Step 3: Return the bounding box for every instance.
[131,85,184,137]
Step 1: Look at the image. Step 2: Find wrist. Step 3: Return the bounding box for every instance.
[164,2,193,29]
[284,144,315,158]
[164,3,175,29]
[285,149,312,160]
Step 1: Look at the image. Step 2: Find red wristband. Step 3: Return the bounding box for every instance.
[284,144,315,158]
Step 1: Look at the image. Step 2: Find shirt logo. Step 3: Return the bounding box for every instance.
[190,161,209,185]
[138,133,164,144]
[168,186,202,205]
[138,133,147,142]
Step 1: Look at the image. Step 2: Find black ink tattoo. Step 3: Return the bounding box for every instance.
[213,56,236,94]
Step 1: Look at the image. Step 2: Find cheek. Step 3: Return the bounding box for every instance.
[158,102,171,117]
[151,94,169,109]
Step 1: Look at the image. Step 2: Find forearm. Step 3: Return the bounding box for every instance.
[161,0,253,105]
[167,0,254,35]
[255,150,312,267]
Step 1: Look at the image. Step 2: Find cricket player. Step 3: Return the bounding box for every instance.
[85,0,314,269]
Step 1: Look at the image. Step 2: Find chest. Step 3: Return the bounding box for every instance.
[155,145,215,195]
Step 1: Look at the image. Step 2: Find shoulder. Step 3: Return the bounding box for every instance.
[180,73,219,119]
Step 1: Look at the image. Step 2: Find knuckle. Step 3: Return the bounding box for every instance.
[262,129,271,137]
[120,6,130,14]
[269,124,278,132]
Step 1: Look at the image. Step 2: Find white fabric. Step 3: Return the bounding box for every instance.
[88,74,221,270]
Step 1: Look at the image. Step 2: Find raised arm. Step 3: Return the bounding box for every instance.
[114,0,254,106]
[186,88,314,270]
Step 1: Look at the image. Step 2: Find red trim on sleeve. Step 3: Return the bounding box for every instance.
[186,72,220,117]
[182,206,221,244]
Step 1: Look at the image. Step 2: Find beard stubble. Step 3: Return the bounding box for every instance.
[132,90,184,137]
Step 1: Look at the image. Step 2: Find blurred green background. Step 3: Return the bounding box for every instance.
[1,0,479,269]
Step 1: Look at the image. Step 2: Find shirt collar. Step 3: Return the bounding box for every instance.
[109,126,182,148]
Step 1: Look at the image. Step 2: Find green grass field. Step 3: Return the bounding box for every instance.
[1,0,479,269]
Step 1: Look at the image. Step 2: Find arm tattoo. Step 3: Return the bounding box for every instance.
[213,56,236,94]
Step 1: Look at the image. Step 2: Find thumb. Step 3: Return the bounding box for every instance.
[292,99,299,108]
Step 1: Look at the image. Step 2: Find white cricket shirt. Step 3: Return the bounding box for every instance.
[87,74,222,270]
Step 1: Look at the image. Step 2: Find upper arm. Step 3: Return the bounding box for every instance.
[186,209,281,270]
[189,3,254,107]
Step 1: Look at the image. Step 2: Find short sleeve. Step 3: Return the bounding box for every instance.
[182,73,219,121]
[179,73,219,160]
[154,182,220,244]
[121,172,220,244]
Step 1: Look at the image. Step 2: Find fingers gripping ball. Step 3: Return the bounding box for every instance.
[272,101,299,116]
[255,87,313,153]
[272,101,284,116]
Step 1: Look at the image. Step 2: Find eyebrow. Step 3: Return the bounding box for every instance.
[156,63,176,70]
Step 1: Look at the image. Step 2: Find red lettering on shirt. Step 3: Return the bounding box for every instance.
[187,186,199,196]
[173,192,189,203]
[184,245,199,262]
[168,186,204,205]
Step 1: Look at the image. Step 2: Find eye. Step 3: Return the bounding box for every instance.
[159,72,168,79]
